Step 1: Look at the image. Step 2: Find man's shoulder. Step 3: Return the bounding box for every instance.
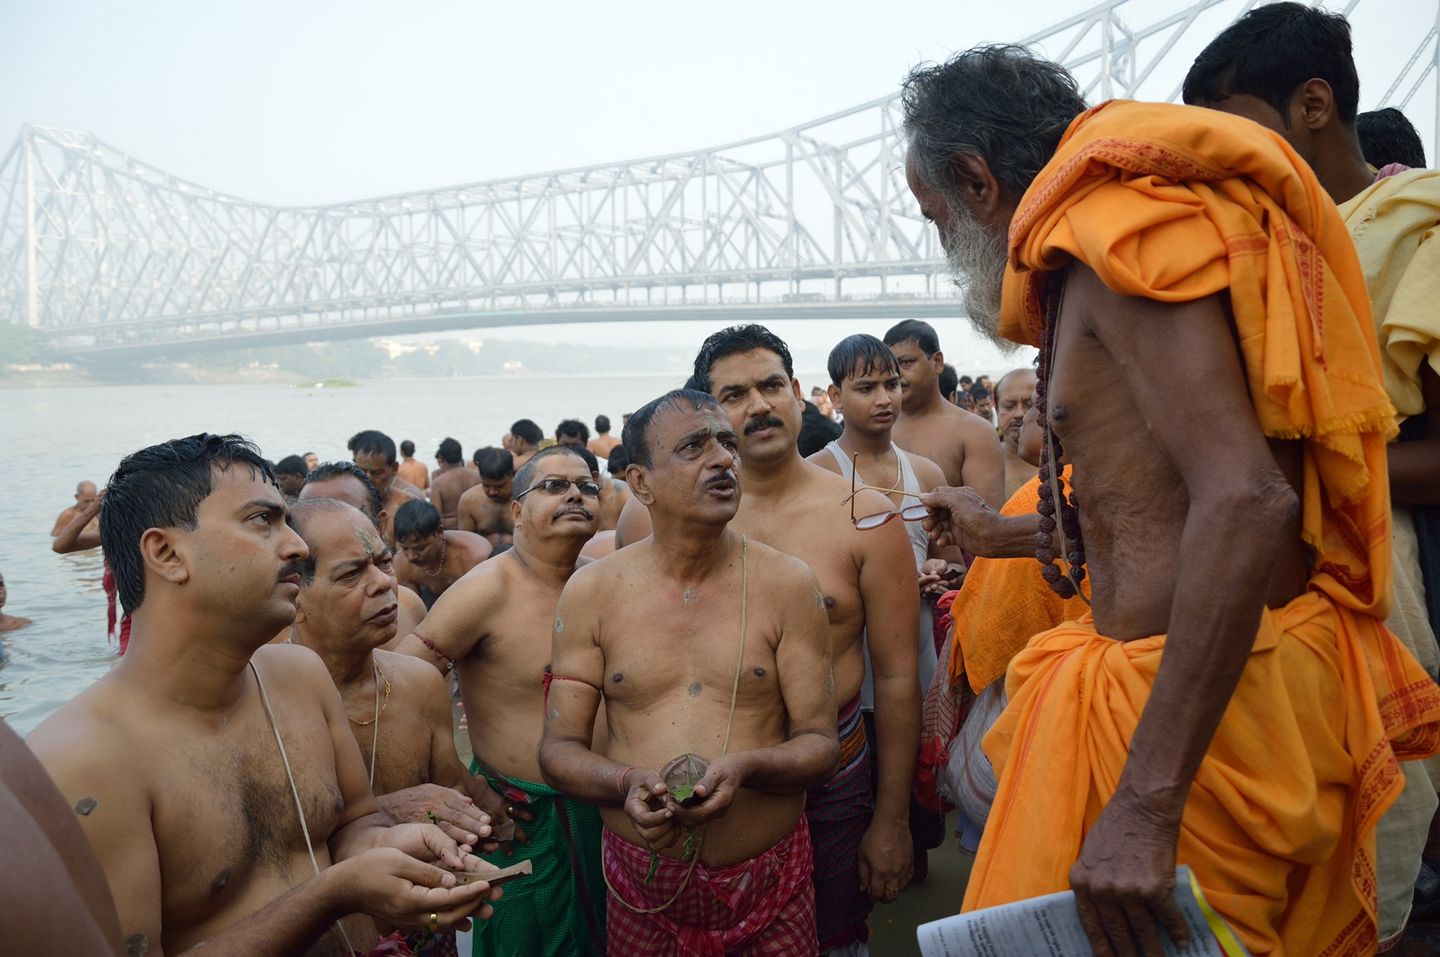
[28,681,129,769]
[903,449,948,490]
[375,648,446,697]
[252,643,335,700]
[804,445,842,473]
[457,484,491,507]
[936,402,996,439]
[742,538,822,594]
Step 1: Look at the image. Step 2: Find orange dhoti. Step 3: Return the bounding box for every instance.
[964,593,1440,955]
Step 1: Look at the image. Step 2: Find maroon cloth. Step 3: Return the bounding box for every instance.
[102,562,131,655]
[603,815,815,956]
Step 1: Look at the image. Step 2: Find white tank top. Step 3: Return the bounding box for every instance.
[824,440,930,569]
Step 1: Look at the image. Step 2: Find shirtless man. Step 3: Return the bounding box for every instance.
[1,718,122,954]
[0,571,34,632]
[28,434,498,957]
[695,325,919,955]
[555,419,590,449]
[883,319,1004,507]
[397,440,432,491]
[51,480,100,538]
[993,367,1039,499]
[427,438,479,530]
[275,455,310,504]
[508,420,543,470]
[457,446,516,547]
[349,429,424,543]
[300,461,428,641]
[393,500,492,610]
[52,489,104,554]
[588,415,620,460]
[288,499,510,956]
[398,445,606,955]
[539,390,839,952]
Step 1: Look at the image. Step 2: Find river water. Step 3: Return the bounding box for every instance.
[0,372,776,734]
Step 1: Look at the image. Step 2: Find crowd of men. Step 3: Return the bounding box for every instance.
[6,4,1440,955]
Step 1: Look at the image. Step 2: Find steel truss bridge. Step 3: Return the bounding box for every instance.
[2,0,1436,360]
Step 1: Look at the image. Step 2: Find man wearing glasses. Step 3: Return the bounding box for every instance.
[397,446,607,957]
[693,325,920,956]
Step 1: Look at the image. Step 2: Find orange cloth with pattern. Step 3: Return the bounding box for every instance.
[968,100,1440,956]
[946,471,1089,694]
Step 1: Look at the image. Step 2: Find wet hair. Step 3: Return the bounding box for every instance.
[902,44,1087,202]
[572,445,600,476]
[595,415,612,434]
[1357,108,1427,169]
[400,439,416,457]
[798,401,843,457]
[1183,2,1359,126]
[394,499,442,541]
[303,461,384,523]
[556,419,591,445]
[275,454,308,478]
[347,429,397,466]
[607,446,630,474]
[692,325,794,394]
[883,319,941,356]
[101,433,275,616]
[827,334,900,386]
[623,389,725,468]
[473,446,515,481]
[436,437,463,465]
[938,364,959,402]
[514,445,590,495]
[509,419,543,447]
[287,497,362,584]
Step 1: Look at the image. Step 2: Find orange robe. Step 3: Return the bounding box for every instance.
[947,470,1089,694]
[966,100,1440,956]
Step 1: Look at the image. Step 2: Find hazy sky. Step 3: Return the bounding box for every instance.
[2,0,1431,363]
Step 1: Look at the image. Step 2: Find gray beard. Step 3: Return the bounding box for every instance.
[938,203,1010,348]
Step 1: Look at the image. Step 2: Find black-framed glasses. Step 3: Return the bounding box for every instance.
[842,453,927,530]
[516,477,602,500]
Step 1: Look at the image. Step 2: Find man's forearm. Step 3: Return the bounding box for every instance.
[537,739,630,805]
[976,512,1045,559]
[329,810,397,862]
[1389,439,1440,506]
[184,869,342,955]
[1119,485,1294,814]
[870,675,920,822]
[735,731,839,794]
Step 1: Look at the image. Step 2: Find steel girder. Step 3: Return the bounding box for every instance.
[0,0,1435,354]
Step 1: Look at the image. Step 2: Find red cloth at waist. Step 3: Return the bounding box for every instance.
[602,815,815,957]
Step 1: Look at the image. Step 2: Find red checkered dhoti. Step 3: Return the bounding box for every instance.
[602,815,815,956]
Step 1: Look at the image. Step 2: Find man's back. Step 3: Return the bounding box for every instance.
[430,468,480,529]
[397,458,430,490]
[29,643,370,956]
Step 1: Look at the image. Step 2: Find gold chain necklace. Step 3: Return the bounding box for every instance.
[350,657,390,726]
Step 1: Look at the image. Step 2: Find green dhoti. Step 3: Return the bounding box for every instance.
[470,758,606,957]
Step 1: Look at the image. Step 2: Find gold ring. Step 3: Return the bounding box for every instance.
[428,912,439,933]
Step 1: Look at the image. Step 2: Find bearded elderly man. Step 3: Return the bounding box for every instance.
[397,445,607,957]
[1183,6,1440,944]
[901,45,1440,956]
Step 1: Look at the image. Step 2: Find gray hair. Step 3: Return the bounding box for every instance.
[901,45,1087,204]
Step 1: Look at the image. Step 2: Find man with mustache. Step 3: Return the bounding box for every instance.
[457,447,517,548]
[882,320,1004,508]
[694,326,920,956]
[397,445,606,956]
[393,499,492,611]
[993,368,1038,499]
[539,389,838,955]
[902,45,1440,956]
[288,498,499,957]
[299,461,428,643]
[28,434,499,957]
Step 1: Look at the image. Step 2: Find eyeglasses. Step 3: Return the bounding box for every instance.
[515,477,602,500]
[842,453,928,530]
